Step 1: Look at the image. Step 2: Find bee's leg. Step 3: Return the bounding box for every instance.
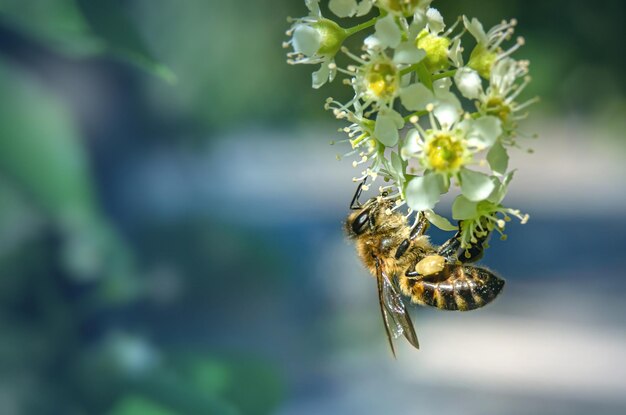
[437,230,462,262]
[457,230,490,263]
[409,212,429,240]
[438,222,491,263]
[394,213,429,259]
[349,177,368,210]
[405,270,424,280]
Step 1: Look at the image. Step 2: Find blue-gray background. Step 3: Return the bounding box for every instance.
[0,1,624,414]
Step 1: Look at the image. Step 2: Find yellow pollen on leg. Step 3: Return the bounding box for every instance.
[416,255,446,276]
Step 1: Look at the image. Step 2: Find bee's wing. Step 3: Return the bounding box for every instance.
[377,268,420,357]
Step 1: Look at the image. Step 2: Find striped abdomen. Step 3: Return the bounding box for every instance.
[399,266,505,311]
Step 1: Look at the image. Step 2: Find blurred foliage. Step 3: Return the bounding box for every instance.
[0,0,174,81]
[0,1,285,413]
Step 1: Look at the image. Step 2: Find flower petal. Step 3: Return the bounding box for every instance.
[305,0,321,15]
[449,38,463,67]
[311,63,330,89]
[430,74,448,90]
[406,173,443,211]
[432,93,461,127]
[401,128,422,160]
[374,111,403,146]
[329,0,357,17]
[424,209,457,231]
[363,34,382,50]
[466,116,502,149]
[487,141,509,176]
[391,151,404,176]
[454,67,482,99]
[487,170,515,203]
[293,24,321,57]
[408,13,427,38]
[426,8,445,34]
[462,16,488,44]
[375,14,402,48]
[393,42,426,64]
[460,168,496,201]
[400,83,434,111]
[356,0,374,16]
[452,195,478,220]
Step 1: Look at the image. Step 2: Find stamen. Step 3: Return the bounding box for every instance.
[341,46,367,65]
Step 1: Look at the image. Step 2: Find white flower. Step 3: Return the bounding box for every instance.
[482,58,539,131]
[455,58,539,135]
[329,0,374,18]
[402,103,502,209]
[463,16,525,79]
[452,171,529,249]
[285,0,348,88]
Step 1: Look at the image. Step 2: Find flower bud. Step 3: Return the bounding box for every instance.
[312,19,347,57]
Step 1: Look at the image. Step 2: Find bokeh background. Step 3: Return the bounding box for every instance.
[0,1,624,414]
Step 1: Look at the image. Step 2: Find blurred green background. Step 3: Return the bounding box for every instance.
[0,1,624,414]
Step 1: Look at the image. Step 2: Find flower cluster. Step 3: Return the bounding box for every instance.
[285,0,536,249]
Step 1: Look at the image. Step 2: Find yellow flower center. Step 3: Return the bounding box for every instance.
[363,61,399,100]
[378,0,421,16]
[424,132,466,173]
[416,30,451,72]
[468,45,497,79]
[485,96,511,122]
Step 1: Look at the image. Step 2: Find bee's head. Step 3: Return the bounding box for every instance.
[345,197,388,239]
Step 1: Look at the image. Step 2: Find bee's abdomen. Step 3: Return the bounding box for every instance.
[401,266,505,311]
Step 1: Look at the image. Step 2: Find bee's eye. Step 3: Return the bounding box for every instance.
[352,210,370,235]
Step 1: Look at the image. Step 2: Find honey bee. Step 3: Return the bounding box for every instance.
[345,180,505,356]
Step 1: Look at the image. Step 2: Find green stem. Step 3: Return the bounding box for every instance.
[432,69,457,81]
[399,63,420,76]
[415,62,433,90]
[400,62,435,91]
[344,16,378,36]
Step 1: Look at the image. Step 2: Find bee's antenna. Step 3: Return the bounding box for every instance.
[349,177,368,210]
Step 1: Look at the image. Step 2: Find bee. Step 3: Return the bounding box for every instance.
[345,180,505,356]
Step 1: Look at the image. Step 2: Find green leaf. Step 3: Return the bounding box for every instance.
[77,0,176,83]
[452,195,478,220]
